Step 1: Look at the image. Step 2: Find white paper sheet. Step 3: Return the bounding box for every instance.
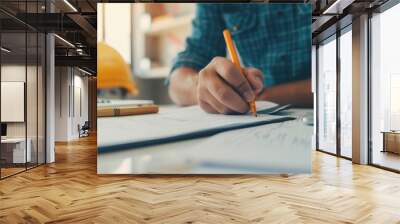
[185,119,313,173]
[98,101,287,148]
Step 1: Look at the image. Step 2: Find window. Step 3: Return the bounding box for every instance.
[317,36,337,154]
[370,2,400,171]
[339,28,352,158]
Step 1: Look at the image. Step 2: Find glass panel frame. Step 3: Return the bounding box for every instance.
[27,30,39,169]
[0,0,47,179]
[0,28,28,178]
[369,2,400,172]
[315,24,354,160]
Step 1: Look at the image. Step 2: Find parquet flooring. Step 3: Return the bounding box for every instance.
[1,167,25,178]
[1,135,400,223]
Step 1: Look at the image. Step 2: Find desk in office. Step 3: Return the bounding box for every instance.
[381,131,400,154]
[1,138,32,165]
[97,106,313,174]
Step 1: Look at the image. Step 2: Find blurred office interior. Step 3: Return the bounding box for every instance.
[0,0,97,179]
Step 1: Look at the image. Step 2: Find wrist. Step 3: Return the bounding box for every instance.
[190,73,199,104]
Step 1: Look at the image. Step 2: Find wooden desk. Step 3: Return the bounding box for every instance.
[382,131,400,154]
[1,138,31,165]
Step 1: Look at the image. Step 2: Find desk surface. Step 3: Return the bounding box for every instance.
[97,106,313,174]
[1,138,26,143]
[381,131,400,134]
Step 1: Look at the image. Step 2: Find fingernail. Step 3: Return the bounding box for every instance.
[244,91,255,101]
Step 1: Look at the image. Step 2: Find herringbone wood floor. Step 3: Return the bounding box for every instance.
[1,135,400,224]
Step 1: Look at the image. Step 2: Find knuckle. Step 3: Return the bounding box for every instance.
[198,69,211,83]
[198,68,207,78]
[246,67,263,78]
[247,67,258,72]
[201,67,214,77]
[211,56,224,64]
[249,67,261,73]
[222,64,236,77]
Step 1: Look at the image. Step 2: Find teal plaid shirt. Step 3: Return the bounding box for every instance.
[171,3,311,87]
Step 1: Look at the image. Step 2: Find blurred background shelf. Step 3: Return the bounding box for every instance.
[145,14,194,36]
[98,3,195,104]
[136,66,170,79]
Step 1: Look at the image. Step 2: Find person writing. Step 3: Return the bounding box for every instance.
[169,3,312,114]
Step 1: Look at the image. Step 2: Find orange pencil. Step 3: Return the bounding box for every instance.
[223,29,257,116]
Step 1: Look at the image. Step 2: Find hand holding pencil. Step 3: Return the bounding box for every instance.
[196,30,264,115]
[223,29,258,116]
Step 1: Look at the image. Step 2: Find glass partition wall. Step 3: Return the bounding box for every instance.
[0,30,27,177]
[317,35,337,155]
[0,1,46,179]
[316,0,400,172]
[316,25,353,159]
[370,3,400,172]
[339,27,352,159]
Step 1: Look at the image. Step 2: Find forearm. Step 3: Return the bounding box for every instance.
[168,67,199,106]
[257,79,313,108]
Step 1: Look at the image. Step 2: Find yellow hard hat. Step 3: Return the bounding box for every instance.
[97,42,138,95]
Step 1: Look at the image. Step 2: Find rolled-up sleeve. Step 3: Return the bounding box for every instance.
[170,4,227,74]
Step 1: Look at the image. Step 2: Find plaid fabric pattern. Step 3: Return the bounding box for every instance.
[171,3,311,87]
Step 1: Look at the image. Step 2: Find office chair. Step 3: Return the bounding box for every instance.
[78,121,90,138]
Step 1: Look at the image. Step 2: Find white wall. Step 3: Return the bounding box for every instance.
[55,66,70,141]
[55,67,89,141]
[1,65,39,138]
[71,74,89,138]
[100,3,131,63]
[1,64,47,163]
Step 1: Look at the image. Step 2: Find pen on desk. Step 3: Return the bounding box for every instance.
[223,29,257,117]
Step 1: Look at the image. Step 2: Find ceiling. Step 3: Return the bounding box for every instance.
[0,0,97,74]
[1,0,393,74]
